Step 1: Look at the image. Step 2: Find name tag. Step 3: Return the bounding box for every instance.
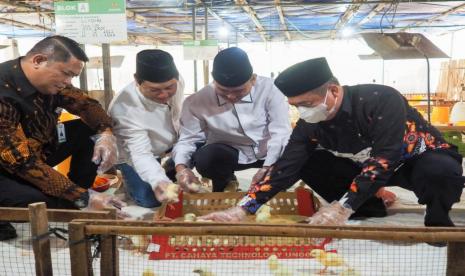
[57,123,66,143]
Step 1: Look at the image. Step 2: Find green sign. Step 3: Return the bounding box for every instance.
[54,0,127,43]
[183,40,219,60]
[54,0,125,15]
[183,40,219,47]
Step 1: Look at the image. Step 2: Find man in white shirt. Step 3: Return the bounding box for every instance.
[173,47,291,192]
[108,49,184,207]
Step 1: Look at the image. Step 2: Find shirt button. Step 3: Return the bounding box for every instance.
[359,97,363,101]
[377,116,383,120]
[374,91,378,95]
[329,125,335,129]
[4,84,9,88]
[13,65,17,69]
[16,88,21,92]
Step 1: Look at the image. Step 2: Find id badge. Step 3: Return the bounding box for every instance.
[57,123,66,143]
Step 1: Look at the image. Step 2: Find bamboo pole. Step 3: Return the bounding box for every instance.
[447,242,465,276]
[69,222,93,276]
[29,202,53,276]
[80,224,465,243]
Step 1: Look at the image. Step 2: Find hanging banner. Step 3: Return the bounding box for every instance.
[54,0,127,44]
[183,40,218,60]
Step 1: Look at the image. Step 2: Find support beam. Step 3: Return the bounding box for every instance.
[235,0,267,42]
[331,0,366,39]
[0,16,52,32]
[275,0,291,40]
[126,10,191,40]
[403,3,465,30]
[357,3,386,26]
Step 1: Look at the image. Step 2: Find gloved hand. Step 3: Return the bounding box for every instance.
[91,132,118,175]
[375,187,397,207]
[197,206,247,222]
[306,201,354,226]
[175,168,201,193]
[85,189,129,219]
[251,166,271,184]
[153,181,180,203]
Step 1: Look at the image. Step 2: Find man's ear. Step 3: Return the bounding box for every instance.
[31,54,48,69]
[328,83,340,97]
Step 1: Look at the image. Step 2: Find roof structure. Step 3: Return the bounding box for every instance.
[0,1,465,44]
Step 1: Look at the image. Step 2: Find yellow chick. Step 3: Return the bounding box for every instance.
[268,254,293,276]
[310,249,346,274]
[268,254,279,271]
[165,183,180,202]
[184,213,197,222]
[193,268,215,276]
[129,235,151,254]
[255,204,272,223]
[142,268,156,276]
[340,268,361,276]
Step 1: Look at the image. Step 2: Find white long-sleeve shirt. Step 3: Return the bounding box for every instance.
[173,75,291,167]
[108,78,184,189]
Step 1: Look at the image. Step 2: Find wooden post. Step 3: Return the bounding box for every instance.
[447,242,465,276]
[79,44,88,91]
[102,43,113,110]
[29,202,53,276]
[69,221,93,276]
[100,234,118,276]
[100,208,118,276]
[203,4,209,86]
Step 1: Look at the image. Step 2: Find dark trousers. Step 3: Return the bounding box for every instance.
[193,143,264,192]
[0,119,97,209]
[302,149,464,226]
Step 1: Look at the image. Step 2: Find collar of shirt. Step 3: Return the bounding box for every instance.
[216,86,254,106]
[7,58,38,98]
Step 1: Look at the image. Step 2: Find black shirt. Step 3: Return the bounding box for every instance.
[239,84,452,213]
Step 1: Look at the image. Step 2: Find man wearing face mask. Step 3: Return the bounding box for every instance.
[108,49,184,208]
[200,57,464,229]
[172,47,291,193]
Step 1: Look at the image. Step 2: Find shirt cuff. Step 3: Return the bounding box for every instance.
[237,195,262,214]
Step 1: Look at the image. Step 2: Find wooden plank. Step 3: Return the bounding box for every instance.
[447,242,465,276]
[0,207,115,222]
[435,125,465,132]
[69,222,93,276]
[29,202,53,276]
[83,224,465,243]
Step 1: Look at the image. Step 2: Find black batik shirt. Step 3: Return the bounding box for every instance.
[0,58,113,201]
[239,84,452,213]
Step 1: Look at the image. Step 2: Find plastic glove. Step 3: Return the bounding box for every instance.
[86,189,129,219]
[197,206,247,222]
[153,181,180,203]
[375,187,397,207]
[251,166,271,184]
[91,133,118,175]
[175,168,201,193]
[306,201,354,226]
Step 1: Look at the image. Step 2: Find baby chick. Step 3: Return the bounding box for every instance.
[193,268,215,276]
[310,249,347,274]
[268,254,293,276]
[255,204,272,223]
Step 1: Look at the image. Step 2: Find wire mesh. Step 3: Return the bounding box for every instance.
[0,221,75,276]
[87,233,449,276]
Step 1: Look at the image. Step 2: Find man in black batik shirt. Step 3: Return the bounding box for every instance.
[201,57,464,229]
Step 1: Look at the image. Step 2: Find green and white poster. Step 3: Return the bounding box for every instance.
[183,40,219,60]
[54,0,127,43]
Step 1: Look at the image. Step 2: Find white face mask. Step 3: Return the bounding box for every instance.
[297,90,337,123]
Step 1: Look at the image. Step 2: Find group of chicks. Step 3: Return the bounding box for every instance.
[268,251,359,276]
